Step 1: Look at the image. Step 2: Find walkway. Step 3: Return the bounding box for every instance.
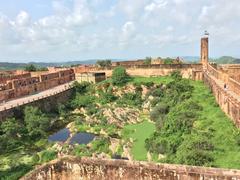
[0,81,74,112]
[205,71,240,102]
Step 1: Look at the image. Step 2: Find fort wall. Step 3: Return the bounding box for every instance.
[92,64,203,80]
[203,67,240,127]
[22,156,240,180]
[0,69,75,103]
[0,88,73,121]
[0,72,31,84]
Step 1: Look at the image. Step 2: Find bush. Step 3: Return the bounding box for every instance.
[150,103,169,122]
[170,70,182,80]
[99,92,117,104]
[73,81,91,94]
[73,144,92,157]
[91,137,110,154]
[117,92,143,107]
[71,94,95,108]
[25,64,37,72]
[24,106,50,138]
[32,154,40,164]
[112,66,129,86]
[176,134,214,166]
[39,150,57,163]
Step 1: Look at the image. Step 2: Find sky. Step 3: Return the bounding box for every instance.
[0,0,239,62]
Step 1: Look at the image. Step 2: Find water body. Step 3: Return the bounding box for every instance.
[48,128,70,142]
[70,132,95,145]
[48,128,95,145]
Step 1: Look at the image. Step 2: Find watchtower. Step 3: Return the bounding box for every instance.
[201,31,209,66]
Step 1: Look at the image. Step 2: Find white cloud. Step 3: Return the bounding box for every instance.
[0,0,240,61]
[16,11,31,26]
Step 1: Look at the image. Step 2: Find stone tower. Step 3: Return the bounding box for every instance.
[201,36,209,65]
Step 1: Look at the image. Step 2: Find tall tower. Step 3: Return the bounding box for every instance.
[201,31,209,65]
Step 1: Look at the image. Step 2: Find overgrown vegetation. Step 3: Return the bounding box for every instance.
[112,66,130,86]
[24,64,48,72]
[1,70,240,180]
[96,60,112,68]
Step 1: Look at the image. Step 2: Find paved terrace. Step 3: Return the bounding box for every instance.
[0,81,75,112]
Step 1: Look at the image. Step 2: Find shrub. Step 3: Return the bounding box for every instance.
[71,94,95,108]
[170,70,182,80]
[25,64,37,72]
[99,92,117,104]
[150,103,169,122]
[91,137,110,154]
[73,144,92,157]
[39,150,57,163]
[112,66,129,86]
[24,106,50,138]
[73,81,91,94]
[176,134,214,166]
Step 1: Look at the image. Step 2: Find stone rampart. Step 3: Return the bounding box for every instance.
[0,72,31,84]
[0,88,73,121]
[0,69,75,103]
[92,64,203,80]
[22,156,240,180]
[203,70,240,127]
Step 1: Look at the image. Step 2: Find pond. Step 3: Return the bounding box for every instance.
[48,128,70,142]
[70,132,95,145]
[48,128,95,145]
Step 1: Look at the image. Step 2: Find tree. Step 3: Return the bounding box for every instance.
[176,133,214,166]
[144,57,152,65]
[25,64,37,72]
[170,70,182,80]
[96,60,112,68]
[1,118,20,138]
[24,106,50,138]
[164,57,174,64]
[112,66,129,86]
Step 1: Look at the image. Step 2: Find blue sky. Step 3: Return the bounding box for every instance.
[0,0,239,62]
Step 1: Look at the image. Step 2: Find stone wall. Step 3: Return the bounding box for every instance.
[0,88,73,121]
[22,156,240,180]
[0,69,75,103]
[92,64,203,80]
[203,71,240,127]
[0,72,31,84]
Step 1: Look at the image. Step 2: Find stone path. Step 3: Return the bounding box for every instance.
[0,81,74,112]
[205,71,240,101]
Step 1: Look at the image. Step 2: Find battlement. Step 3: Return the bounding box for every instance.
[0,69,75,103]
[22,156,240,180]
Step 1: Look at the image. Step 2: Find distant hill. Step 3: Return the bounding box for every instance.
[0,59,123,70]
[1,56,239,70]
[180,56,200,63]
[211,56,240,64]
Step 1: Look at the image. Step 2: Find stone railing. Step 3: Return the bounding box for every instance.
[22,156,240,180]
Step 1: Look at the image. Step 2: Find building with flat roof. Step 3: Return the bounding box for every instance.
[75,72,106,83]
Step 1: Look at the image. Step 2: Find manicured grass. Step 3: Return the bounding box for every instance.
[123,121,155,161]
[191,81,240,169]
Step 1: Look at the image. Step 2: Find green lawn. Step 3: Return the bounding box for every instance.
[123,121,155,161]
